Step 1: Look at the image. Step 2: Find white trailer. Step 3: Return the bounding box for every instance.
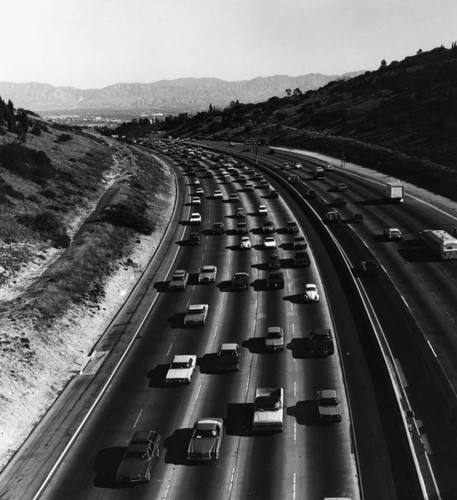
[420,230,457,259]
[382,183,405,202]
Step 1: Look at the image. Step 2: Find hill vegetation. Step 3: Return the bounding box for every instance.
[116,44,457,200]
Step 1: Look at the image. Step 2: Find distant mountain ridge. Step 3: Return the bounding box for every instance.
[0,73,362,113]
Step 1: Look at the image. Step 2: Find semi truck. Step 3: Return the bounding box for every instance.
[252,387,284,432]
[383,183,405,202]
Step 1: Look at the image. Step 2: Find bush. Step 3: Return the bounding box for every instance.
[57,133,72,142]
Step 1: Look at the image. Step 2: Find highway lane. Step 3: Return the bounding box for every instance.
[38,153,361,499]
[246,146,457,497]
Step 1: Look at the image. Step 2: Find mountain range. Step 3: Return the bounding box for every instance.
[0,73,362,114]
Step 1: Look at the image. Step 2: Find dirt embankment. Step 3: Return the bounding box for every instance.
[0,133,176,470]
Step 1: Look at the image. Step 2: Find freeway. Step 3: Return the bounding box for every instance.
[0,145,426,499]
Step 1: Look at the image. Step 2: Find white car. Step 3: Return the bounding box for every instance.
[192,196,201,205]
[384,227,402,240]
[295,162,303,169]
[198,265,218,283]
[258,205,268,216]
[263,236,277,249]
[240,236,252,249]
[326,164,335,171]
[165,355,197,384]
[213,190,223,199]
[304,283,319,302]
[189,213,201,224]
[196,187,204,195]
[192,178,200,185]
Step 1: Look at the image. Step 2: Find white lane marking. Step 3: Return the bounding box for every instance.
[293,421,297,443]
[133,409,143,429]
[166,343,174,356]
[428,341,437,358]
[294,380,297,398]
[293,472,297,500]
[291,323,295,336]
[229,466,236,496]
[195,381,203,402]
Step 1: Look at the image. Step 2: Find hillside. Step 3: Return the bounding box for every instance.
[0,72,362,114]
[0,105,175,468]
[149,44,457,200]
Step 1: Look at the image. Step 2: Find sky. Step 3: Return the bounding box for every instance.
[1,0,456,89]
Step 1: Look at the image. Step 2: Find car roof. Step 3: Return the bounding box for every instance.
[172,354,196,363]
[220,342,239,350]
[267,326,282,334]
[318,389,338,398]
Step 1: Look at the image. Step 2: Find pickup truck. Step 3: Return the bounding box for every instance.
[184,304,208,326]
[252,387,284,432]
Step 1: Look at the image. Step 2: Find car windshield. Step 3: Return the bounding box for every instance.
[195,429,217,438]
[255,396,280,410]
[220,349,237,357]
[320,397,338,406]
[171,361,191,369]
[126,451,148,459]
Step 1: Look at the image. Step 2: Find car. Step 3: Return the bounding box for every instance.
[269,189,279,198]
[188,232,200,245]
[198,265,217,283]
[184,304,209,326]
[213,190,223,199]
[384,227,403,240]
[187,418,223,462]
[333,197,346,207]
[263,236,277,249]
[336,183,347,191]
[258,205,268,216]
[304,283,319,302]
[254,172,263,179]
[282,162,292,170]
[262,220,276,233]
[324,211,340,222]
[229,192,240,202]
[259,180,270,189]
[317,389,342,422]
[244,182,255,192]
[267,254,281,269]
[306,189,316,198]
[212,222,225,234]
[352,213,364,223]
[360,259,381,275]
[292,235,307,250]
[235,207,246,218]
[264,326,285,351]
[240,236,252,250]
[115,430,161,483]
[195,187,204,195]
[326,164,335,171]
[293,251,311,267]
[309,328,334,356]
[266,271,284,289]
[216,343,241,371]
[169,269,189,290]
[192,178,200,185]
[165,355,197,384]
[235,222,249,234]
[238,174,247,183]
[295,163,303,169]
[285,221,299,233]
[189,213,201,224]
[192,196,201,205]
[232,272,250,290]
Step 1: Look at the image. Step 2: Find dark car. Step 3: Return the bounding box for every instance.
[309,328,334,357]
[267,254,281,269]
[333,197,346,207]
[285,221,299,233]
[360,259,381,275]
[235,222,249,234]
[293,251,310,267]
[216,343,241,371]
[352,213,364,223]
[262,220,276,233]
[266,271,284,289]
[188,232,200,245]
[232,272,250,290]
[115,430,161,483]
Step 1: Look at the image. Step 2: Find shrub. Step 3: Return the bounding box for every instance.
[56,133,72,142]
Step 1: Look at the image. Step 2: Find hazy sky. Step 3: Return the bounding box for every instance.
[2,0,456,89]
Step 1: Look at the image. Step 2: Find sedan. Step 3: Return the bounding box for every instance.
[216,343,241,371]
[195,187,204,195]
[258,205,268,216]
[191,196,201,205]
[165,355,197,384]
[232,272,250,290]
[213,190,223,199]
[262,220,276,233]
[189,213,201,224]
[240,236,252,250]
[304,283,320,302]
[198,265,217,283]
[187,419,223,462]
[263,236,277,249]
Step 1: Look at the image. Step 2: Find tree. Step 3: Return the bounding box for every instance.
[380,59,387,68]
[285,88,292,97]
[293,88,302,97]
